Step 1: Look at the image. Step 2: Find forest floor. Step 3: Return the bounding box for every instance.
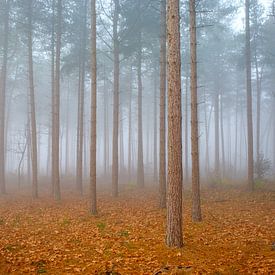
[0,183,274,274]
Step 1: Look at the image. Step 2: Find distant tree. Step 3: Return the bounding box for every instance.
[76,0,88,196]
[159,0,166,209]
[190,0,202,222]
[166,0,183,248]
[90,0,97,215]
[52,0,62,201]
[0,0,10,195]
[27,0,38,198]
[245,0,254,191]
[112,0,119,197]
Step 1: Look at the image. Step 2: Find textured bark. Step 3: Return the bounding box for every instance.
[90,0,97,215]
[190,0,202,222]
[166,0,183,248]
[27,0,38,198]
[0,0,10,194]
[245,0,254,191]
[159,0,166,208]
[52,0,62,201]
[112,0,119,197]
[76,0,88,195]
[137,0,144,188]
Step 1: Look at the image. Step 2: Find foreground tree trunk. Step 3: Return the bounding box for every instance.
[166,0,183,248]
[90,0,97,215]
[137,0,144,188]
[159,0,166,208]
[27,0,38,198]
[245,0,254,191]
[190,0,202,222]
[0,0,10,195]
[112,0,119,197]
[52,0,62,201]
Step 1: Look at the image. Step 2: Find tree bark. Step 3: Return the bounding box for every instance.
[90,0,97,215]
[112,0,119,197]
[159,0,166,208]
[27,0,38,198]
[76,0,88,195]
[52,0,62,201]
[190,0,202,222]
[245,0,254,191]
[166,0,183,248]
[137,0,144,188]
[0,0,10,195]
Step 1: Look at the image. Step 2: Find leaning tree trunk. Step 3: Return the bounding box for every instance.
[52,0,62,201]
[245,0,254,191]
[0,0,10,195]
[166,0,183,248]
[159,0,166,208]
[190,0,202,222]
[112,0,119,197]
[27,0,38,198]
[90,0,97,215]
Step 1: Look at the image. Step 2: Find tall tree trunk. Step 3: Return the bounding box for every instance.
[65,82,70,175]
[76,0,88,195]
[245,0,254,190]
[159,0,166,208]
[153,69,158,184]
[137,0,144,188]
[103,64,109,176]
[128,65,132,183]
[52,0,62,201]
[0,0,10,194]
[185,75,189,182]
[112,0,119,197]
[220,91,225,178]
[166,0,183,248]
[214,91,220,178]
[27,0,38,198]
[50,0,55,193]
[190,0,202,222]
[90,0,97,215]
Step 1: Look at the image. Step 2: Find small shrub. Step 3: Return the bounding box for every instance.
[254,154,271,180]
[97,222,106,232]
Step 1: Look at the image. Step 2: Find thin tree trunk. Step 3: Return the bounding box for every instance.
[245,0,254,190]
[27,0,38,198]
[190,0,202,222]
[185,75,189,182]
[0,0,10,194]
[214,91,220,178]
[50,0,55,193]
[52,0,62,201]
[153,69,158,183]
[90,0,97,215]
[159,0,166,208]
[137,0,144,188]
[128,65,133,183]
[220,91,225,178]
[166,0,183,248]
[65,82,70,175]
[112,0,119,197]
[76,0,87,195]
